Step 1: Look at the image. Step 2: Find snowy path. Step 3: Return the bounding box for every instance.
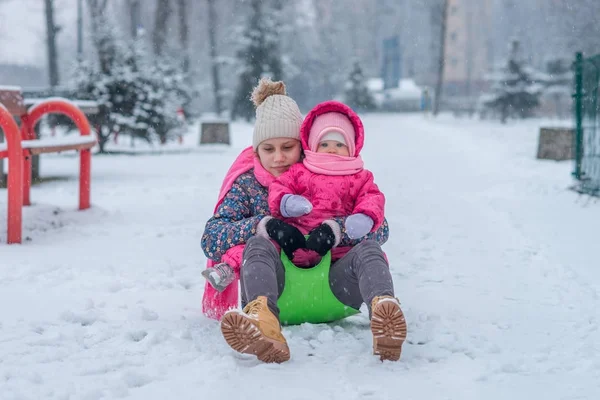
[1,116,599,399]
[371,115,600,399]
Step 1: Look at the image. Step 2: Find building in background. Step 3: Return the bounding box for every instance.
[443,0,493,98]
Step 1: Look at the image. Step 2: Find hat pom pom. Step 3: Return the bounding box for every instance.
[251,77,286,107]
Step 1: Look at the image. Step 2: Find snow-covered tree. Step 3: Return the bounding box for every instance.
[550,0,600,56]
[230,0,283,121]
[482,40,544,123]
[69,2,188,152]
[344,62,376,112]
[138,57,189,144]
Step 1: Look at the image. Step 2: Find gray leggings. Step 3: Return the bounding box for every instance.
[240,236,394,319]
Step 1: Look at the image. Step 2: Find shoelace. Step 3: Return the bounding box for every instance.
[214,263,233,279]
[244,300,263,318]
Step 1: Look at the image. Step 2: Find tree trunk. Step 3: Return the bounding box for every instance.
[432,0,448,116]
[128,0,140,39]
[153,0,172,57]
[44,0,60,87]
[94,113,110,154]
[501,103,508,124]
[87,0,112,75]
[77,0,83,59]
[85,0,113,151]
[98,133,109,153]
[177,0,190,73]
[207,0,222,115]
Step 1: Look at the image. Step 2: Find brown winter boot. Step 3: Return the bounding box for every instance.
[220,296,290,363]
[370,296,407,361]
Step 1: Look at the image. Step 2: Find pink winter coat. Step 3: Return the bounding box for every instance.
[268,101,385,258]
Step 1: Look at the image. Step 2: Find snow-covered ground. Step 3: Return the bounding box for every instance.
[1,114,599,400]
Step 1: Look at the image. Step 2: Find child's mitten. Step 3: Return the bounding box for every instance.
[345,213,374,239]
[280,194,313,218]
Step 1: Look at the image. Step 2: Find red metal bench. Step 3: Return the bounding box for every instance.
[0,86,96,244]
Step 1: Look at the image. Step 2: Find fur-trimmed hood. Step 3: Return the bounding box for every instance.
[300,101,365,157]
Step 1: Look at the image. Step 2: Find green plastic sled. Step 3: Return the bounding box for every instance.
[277,247,360,326]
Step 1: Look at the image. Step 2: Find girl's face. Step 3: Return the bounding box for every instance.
[317,140,350,156]
[257,138,302,177]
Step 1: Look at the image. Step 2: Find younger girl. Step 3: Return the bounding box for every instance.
[263,100,385,262]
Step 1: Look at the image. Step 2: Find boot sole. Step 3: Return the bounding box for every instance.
[371,299,407,361]
[221,311,290,363]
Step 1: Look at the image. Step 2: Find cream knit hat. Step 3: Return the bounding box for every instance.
[251,78,303,150]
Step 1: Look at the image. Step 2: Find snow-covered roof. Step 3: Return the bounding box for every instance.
[398,79,422,93]
[383,79,424,100]
[366,78,384,92]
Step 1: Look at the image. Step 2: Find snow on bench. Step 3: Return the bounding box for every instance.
[24,97,100,114]
[1,87,96,243]
[0,85,23,91]
[1,90,97,159]
[0,136,96,155]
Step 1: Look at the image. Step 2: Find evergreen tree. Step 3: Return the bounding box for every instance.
[483,40,544,123]
[231,0,283,121]
[69,16,188,151]
[344,62,376,112]
[138,56,188,144]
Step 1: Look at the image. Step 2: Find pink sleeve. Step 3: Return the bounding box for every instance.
[267,165,302,219]
[352,170,385,231]
[221,244,245,273]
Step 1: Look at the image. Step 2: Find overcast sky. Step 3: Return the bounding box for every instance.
[0,0,77,65]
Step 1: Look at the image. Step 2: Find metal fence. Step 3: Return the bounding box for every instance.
[573,52,600,196]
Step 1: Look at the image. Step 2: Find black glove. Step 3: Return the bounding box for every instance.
[265,218,306,260]
[306,223,336,256]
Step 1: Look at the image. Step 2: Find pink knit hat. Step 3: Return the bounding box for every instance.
[307,112,356,156]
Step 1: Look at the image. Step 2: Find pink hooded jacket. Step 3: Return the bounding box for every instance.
[268,101,385,258]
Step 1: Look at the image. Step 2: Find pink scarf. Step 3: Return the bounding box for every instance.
[202,147,257,320]
[303,150,364,176]
[253,153,277,187]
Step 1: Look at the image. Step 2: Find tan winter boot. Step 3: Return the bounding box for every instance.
[370,296,407,361]
[220,296,290,363]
